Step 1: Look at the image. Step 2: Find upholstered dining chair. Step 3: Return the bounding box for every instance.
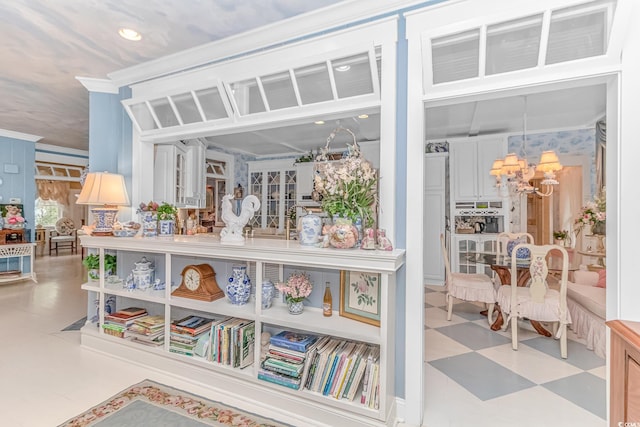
[440,234,497,325]
[49,217,77,255]
[496,243,571,358]
[497,232,535,256]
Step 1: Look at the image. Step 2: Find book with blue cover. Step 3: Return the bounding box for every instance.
[269,330,318,353]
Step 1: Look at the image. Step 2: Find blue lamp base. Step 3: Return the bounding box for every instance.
[91,207,120,235]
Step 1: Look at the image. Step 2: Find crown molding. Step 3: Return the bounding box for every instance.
[0,129,42,142]
[75,77,119,94]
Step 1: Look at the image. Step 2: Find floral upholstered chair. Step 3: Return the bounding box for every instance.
[49,217,77,255]
[497,232,535,257]
[440,234,497,325]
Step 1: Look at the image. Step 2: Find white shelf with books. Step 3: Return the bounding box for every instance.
[79,235,404,426]
[261,306,381,345]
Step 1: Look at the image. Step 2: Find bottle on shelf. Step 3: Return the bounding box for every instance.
[323,281,333,317]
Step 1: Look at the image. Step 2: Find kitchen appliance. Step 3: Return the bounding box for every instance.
[485,217,500,233]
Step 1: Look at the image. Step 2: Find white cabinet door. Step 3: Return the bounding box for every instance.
[154,142,206,208]
[450,140,478,200]
[248,160,298,231]
[154,144,185,205]
[477,138,504,199]
[450,137,506,201]
[295,162,315,202]
[424,154,447,285]
[451,235,497,276]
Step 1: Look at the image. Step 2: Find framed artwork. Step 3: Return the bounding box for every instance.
[339,270,381,327]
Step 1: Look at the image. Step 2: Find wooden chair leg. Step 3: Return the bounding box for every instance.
[511,316,519,351]
[446,293,454,321]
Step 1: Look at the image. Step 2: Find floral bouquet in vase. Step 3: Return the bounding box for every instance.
[313,128,378,228]
[575,187,606,235]
[276,272,313,315]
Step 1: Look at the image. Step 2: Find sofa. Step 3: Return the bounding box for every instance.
[566,268,606,358]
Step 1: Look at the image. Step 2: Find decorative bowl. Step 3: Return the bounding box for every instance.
[113,229,137,237]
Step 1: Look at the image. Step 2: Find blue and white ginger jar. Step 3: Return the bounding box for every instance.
[261,280,275,309]
[298,214,322,246]
[227,265,251,305]
[506,239,531,260]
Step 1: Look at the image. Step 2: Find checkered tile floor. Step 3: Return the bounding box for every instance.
[424,285,606,427]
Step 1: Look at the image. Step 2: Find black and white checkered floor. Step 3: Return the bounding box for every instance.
[424,285,605,427]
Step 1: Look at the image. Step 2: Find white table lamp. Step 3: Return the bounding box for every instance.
[76,172,130,236]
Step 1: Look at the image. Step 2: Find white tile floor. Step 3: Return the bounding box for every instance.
[423,285,606,427]
[0,255,607,426]
[0,254,306,427]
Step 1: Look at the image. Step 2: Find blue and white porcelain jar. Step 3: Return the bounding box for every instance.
[506,239,531,260]
[140,211,157,237]
[298,214,322,246]
[226,265,251,305]
[261,279,275,309]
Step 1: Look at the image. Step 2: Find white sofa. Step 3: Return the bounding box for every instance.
[566,269,606,358]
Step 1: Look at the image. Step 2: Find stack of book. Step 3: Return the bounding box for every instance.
[125,314,165,347]
[102,307,148,338]
[258,330,322,390]
[210,318,255,369]
[305,338,380,406]
[170,315,216,357]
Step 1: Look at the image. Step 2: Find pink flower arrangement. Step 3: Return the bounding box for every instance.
[137,201,160,212]
[276,272,313,304]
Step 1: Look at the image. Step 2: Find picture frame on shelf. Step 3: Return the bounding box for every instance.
[339,270,381,327]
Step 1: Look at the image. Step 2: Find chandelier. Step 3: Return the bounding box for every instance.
[489,97,562,197]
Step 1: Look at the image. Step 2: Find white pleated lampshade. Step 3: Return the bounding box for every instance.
[76,172,130,206]
[536,150,563,173]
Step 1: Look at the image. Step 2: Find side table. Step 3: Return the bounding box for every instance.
[0,243,37,283]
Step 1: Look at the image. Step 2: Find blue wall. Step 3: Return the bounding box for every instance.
[508,128,596,195]
[0,136,36,233]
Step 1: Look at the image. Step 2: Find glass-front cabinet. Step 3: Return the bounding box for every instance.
[248,160,297,231]
[452,235,498,277]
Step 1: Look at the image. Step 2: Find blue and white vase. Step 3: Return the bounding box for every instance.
[288,300,304,315]
[227,265,251,305]
[506,240,531,260]
[158,219,175,236]
[298,214,322,246]
[261,279,275,309]
[140,212,157,237]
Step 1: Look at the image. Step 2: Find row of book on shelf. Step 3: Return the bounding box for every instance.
[102,308,379,407]
[259,330,381,408]
[102,308,255,369]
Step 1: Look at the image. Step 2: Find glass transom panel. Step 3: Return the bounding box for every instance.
[294,62,333,105]
[261,71,298,110]
[332,53,374,98]
[130,102,158,131]
[194,87,229,121]
[432,29,480,84]
[486,14,543,75]
[149,98,179,128]
[172,92,202,124]
[231,78,266,115]
[546,5,607,65]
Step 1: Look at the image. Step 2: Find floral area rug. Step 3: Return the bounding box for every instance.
[58,379,292,427]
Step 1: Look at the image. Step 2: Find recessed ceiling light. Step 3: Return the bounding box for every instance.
[314,120,325,125]
[335,65,351,72]
[358,114,369,119]
[118,27,142,41]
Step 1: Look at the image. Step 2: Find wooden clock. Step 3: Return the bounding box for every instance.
[172,264,225,302]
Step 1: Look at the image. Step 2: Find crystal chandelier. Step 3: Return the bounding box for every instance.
[490,97,562,197]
